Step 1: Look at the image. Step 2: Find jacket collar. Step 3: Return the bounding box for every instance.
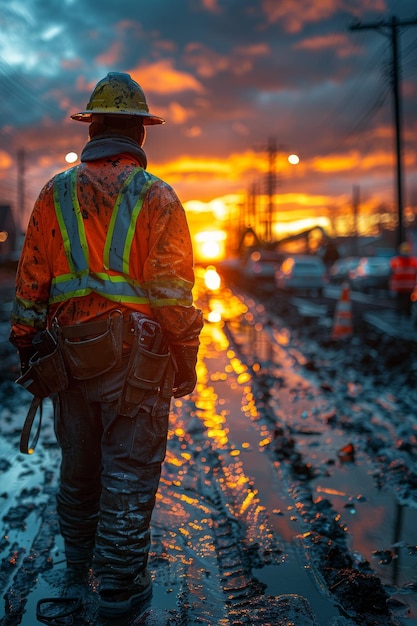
[80,135,147,169]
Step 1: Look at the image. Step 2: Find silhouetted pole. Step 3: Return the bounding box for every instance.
[349,15,417,248]
[250,181,256,230]
[252,180,260,236]
[266,136,277,242]
[353,185,360,255]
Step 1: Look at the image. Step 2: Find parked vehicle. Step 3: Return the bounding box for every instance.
[275,254,327,296]
[241,249,283,293]
[328,257,361,284]
[348,256,391,292]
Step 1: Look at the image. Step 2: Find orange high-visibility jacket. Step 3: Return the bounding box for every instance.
[389,255,417,293]
[10,154,201,349]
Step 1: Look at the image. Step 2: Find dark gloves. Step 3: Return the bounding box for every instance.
[170,343,199,398]
[18,346,37,375]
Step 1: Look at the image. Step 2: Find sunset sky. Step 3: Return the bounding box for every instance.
[1,0,416,254]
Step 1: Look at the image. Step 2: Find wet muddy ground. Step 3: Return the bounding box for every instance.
[1,265,417,625]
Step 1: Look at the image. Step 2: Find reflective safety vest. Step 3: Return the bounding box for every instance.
[11,152,198,349]
[389,255,417,293]
[51,166,156,305]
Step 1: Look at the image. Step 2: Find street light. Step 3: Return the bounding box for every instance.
[288,154,300,165]
[65,152,78,164]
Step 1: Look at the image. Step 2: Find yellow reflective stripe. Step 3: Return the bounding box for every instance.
[11,297,48,328]
[103,168,138,270]
[104,168,157,274]
[49,271,149,304]
[53,168,90,272]
[53,174,75,274]
[122,174,155,275]
[49,290,150,305]
[146,277,194,307]
[70,169,89,268]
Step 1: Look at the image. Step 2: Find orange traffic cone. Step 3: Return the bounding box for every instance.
[331,282,353,340]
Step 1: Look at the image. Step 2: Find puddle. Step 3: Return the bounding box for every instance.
[224,295,417,623]
[1,276,417,624]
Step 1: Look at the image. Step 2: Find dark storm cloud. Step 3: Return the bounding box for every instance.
[0,0,415,131]
[0,0,416,216]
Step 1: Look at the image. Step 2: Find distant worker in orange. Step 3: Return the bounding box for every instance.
[9,72,203,618]
[389,242,417,318]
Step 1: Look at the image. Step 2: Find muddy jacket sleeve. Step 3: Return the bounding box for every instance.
[9,182,54,349]
[142,182,203,344]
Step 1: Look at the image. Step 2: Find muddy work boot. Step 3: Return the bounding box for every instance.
[98,569,152,617]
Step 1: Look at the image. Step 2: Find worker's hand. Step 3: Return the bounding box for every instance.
[171,344,199,398]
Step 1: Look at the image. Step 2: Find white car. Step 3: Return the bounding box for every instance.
[328,257,361,284]
[275,255,327,296]
[348,256,391,292]
[241,249,283,292]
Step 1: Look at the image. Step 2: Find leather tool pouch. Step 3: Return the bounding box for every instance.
[61,311,123,380]
[118,314,170,418]
[15,328,68,398]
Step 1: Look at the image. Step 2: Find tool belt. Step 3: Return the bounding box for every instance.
[118,312,171,418]
[15,327,68,398]
[16,311,174,453]
[16,312,173,399]
[16,311,125,397]
[58,310,124,380]
[57,310,172,416]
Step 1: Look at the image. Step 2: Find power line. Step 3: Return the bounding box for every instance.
[310,37,391,148]
[349,14,417,247]
[341,79,391,144]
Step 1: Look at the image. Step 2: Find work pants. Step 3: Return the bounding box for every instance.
[52,355,169,588]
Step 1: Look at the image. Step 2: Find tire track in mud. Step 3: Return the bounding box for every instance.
[149,323,323,625]
[156,433,319,626]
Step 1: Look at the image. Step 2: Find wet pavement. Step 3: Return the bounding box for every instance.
[1,264,417,624]
[0,276,328,625]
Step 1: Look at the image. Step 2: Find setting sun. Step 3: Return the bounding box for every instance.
[194,231,227,263]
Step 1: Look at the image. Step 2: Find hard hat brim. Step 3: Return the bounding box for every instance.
[71,110,165,125]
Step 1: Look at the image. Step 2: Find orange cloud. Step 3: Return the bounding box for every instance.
[166,101,191,124]
[0,150,12,169]
[129,60,204,95]
[184,43,231,78]
[235,43,270,57]
[96,41,123,67]
[154,150,262,182]
[154,40,177,54]
[261,0,385,33]
[201,0,222,12]
[311,150,395,173]
[294,33,361,58]
[185,41,270,79]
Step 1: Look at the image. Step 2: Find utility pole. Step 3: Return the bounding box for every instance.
[352,184,360,256]
[266,136,277,242]
[251,180,259,236]
[349,15,417,249]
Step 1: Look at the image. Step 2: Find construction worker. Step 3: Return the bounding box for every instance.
[9,72,203,618]
[389,242,417,318]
